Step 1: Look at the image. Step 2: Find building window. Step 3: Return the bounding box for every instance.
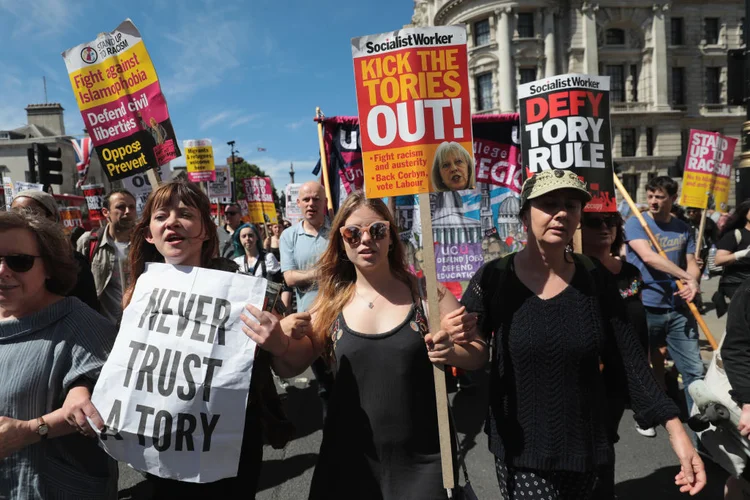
[646,128,654,156]
[671,18,684,45]
[605,65,625,102]
[705,67,721,104]
[648,172,658,183]
[623,174,639,201]
[630,64,639,102]
[474,19,490,46]
[672,67,686,105]
[621,128,637,157]
[517,13,534,38]
[605,28,625,45]
[520,67,537,85]
[705,17,720,44]
[742,18,745,45]
[476,73,493,111]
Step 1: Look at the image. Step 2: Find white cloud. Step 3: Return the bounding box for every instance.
[230,114,260,129]
[286,119,308,130]
[200,111,235,131]
[0,0,75,38]
[159,7,252,100]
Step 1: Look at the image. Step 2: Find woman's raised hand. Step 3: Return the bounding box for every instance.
[440,306,478,344]
[241,304,290,357]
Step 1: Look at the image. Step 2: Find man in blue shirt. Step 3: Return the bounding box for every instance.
[279,181,332,414]
[625,176,703,436]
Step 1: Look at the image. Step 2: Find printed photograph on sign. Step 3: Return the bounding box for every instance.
[518,74,615,212]
[431,141,475,192]
[351,26,474,198]
[61,19,181,182]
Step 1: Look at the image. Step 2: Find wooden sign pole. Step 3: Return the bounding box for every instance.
[417,193,455,494]
[315,107,335,217]
[613,175,718,350]
[146,167,162,189]
[694,208,708,261]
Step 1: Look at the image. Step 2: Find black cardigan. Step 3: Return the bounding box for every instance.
[721,278,750,406]
[461,254,679,472]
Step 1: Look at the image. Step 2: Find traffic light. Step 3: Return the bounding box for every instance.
[35,143,63,187]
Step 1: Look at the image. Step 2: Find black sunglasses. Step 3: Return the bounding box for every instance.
[225,211,240,216]
[582,216,619,229]
[0,254,40,273]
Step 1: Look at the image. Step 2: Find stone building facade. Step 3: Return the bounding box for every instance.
[411,0,746,206]
[0,104,108,195]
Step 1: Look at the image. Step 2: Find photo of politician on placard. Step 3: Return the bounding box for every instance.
[431,141,476,192]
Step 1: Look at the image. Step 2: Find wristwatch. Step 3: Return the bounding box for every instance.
[36,417,49,440]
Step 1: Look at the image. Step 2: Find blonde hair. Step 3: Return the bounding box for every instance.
[309,191,416,353]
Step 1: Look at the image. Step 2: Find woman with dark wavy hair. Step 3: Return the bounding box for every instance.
[76,181,311,499]
[300,191,486,500]
[0,210,117,499]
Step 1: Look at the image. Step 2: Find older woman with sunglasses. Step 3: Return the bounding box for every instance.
[0,210,117,499]
[460,170,704,499]
[581,211,654,497]
[271,191,487,499]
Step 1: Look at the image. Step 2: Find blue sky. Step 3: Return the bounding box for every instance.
[0,0,415,190]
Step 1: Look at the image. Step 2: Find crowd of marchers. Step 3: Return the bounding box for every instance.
[3,171,750,499]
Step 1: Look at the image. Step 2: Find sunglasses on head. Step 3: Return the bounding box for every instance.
[0,254,40,273]
[582,216,619,229]
[339,221,390,246]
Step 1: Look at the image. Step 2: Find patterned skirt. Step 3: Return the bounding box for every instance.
[495,459,600,500]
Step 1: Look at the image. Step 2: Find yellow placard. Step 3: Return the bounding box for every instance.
[68,41,158,111]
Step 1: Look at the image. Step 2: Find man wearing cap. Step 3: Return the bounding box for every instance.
[624,176,703,436]
[76,189,137,326]
[218,203,243,259]
[10,191,99,312]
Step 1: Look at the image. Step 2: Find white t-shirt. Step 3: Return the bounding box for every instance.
[233,253,281,277]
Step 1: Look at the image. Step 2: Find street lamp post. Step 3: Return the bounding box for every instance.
[228,140,237,202]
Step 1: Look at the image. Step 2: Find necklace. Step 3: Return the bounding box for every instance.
[355,288,381,309]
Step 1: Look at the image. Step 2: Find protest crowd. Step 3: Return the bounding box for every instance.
[5,16,750,500]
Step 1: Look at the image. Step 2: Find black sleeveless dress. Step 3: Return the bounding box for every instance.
[308,303,449,500]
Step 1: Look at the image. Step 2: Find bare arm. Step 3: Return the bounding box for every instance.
[628,239,694,281]
[426,283,489,370]
[270,335,318,378]
[686,254,701,281]
[628,239,699,302]
[715,248,750,267]
[714,249,735,266]
[283,269,317,288]
[0,408,78,460]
